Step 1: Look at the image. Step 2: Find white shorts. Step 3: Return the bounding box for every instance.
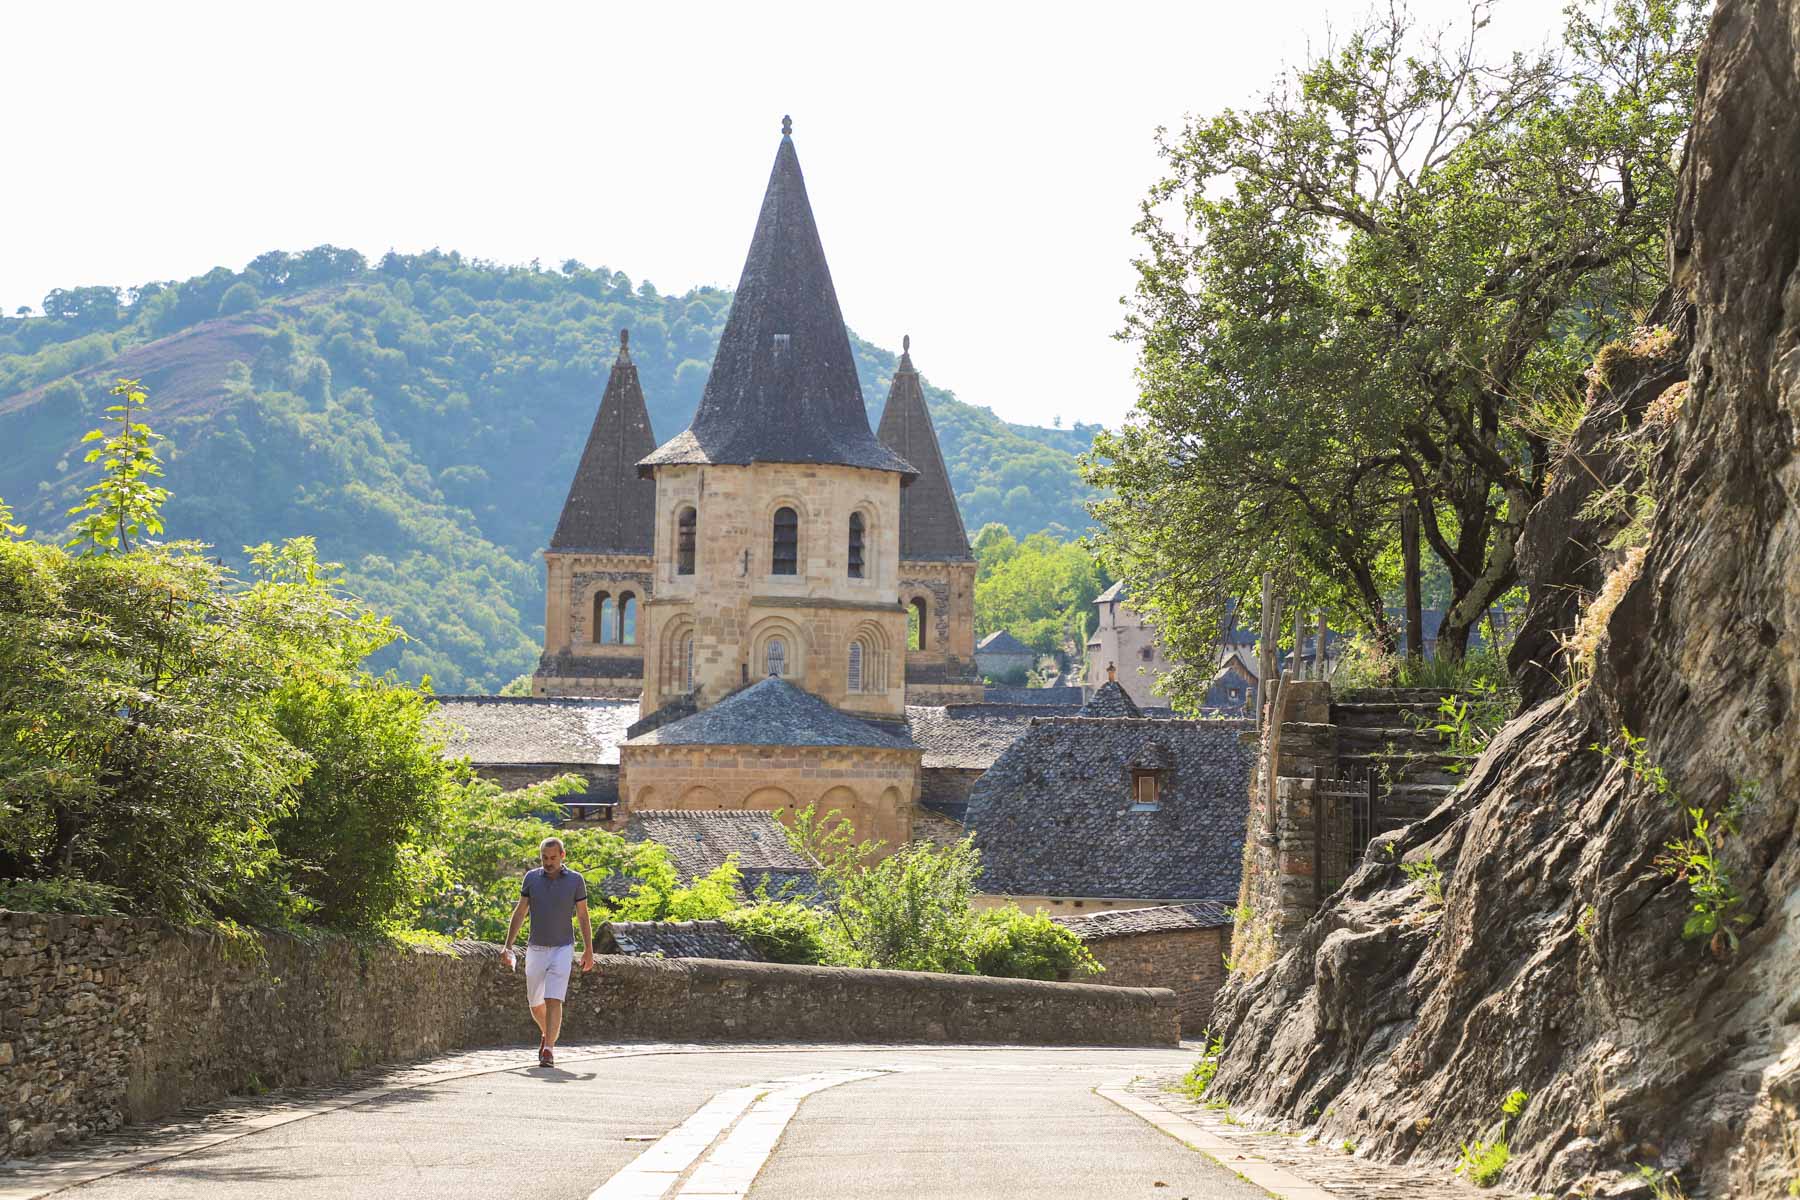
[525,943,573,1007]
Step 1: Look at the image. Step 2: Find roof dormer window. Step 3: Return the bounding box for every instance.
[1129,769,1162,811]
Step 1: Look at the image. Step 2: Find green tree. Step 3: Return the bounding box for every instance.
[1091,0,1703,666]
[785,806,1098,979]
[65,378,170,556]
[974,528,1106,655]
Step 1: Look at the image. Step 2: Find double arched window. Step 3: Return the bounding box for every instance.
[847,513,865,579]
[772,507,798,575]
[590,590,638,645]
[766,637,788,677]
[676,507,697,576]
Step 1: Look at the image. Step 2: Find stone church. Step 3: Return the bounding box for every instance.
[527,120,982,847]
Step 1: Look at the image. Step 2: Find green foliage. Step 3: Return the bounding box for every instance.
[64,378,170,556]
[1403,856,1446,908]
[1455,1137,1511,1188]
[1634,1164,1690,1200]
[1594,728,1757,953]
[972,523,1107,655]
[1455,1089,1527,1189]
[267,672,451,931]
[0,532,447,927]
[411,770,736,941]
[783,806,1098,980]
[722,899,829,965]
[966,906,1102,981]
[498,672,534,696]
[1424,686,1513,775]
[0,876,128,916]
[0,495,23,539]
[1088,0,1704,684]
[1,253,1094,690]
[1177,1031,1226,1100]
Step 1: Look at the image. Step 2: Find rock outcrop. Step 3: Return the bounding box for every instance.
[1207,2,1800,1196]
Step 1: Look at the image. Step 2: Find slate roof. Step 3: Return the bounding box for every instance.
[877,339,971,561]
[980,686,1084,706]
[1053,901,1233,942]
[550,331,660,554]
[622,810,819,899]
[431,696,638,766]
[1079,681,1142,719]
[1095,581,1129,605]
[624,677,916,750]
[639,123,913,477]
[597,921,764,961]
[965,717,1254,899]
[976,630,1032,656]
[904,704,1055,770]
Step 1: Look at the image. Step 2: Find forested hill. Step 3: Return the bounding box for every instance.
[0,248,1102,689]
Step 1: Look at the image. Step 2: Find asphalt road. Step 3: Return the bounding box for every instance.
[51,1047,1270,1200]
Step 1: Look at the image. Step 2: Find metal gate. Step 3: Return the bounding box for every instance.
[1313,767,1379,908]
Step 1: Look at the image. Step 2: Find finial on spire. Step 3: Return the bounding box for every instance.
[1107,662,1117,683]
[781,114,793,137]
[618,328,631,361]
[903,334,910,354]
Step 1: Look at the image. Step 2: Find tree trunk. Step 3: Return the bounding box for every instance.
[1401,500,1423,660]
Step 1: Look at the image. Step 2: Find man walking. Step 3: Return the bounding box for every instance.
[501,836,595,1066]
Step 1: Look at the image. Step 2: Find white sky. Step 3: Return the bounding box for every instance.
[5,0,1568,429]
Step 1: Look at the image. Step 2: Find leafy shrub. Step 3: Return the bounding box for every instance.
[966,905,1101,981]
[0,876,127,916]
[1176,1030,1225,1100]
[723,900,828,965]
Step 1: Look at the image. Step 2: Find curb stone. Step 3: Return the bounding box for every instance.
[1110,1069,1535,1200]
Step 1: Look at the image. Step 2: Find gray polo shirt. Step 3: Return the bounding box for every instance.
[520,867,588,947]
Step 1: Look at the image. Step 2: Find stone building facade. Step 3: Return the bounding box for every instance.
[1055,902,1232,1035]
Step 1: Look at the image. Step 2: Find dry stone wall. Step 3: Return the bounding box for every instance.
[0,911,1178,1161]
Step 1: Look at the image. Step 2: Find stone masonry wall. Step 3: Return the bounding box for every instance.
[1082,927,1228,1036]
[0,911,1177,1161]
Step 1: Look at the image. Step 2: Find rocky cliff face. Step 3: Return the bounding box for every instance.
[1207,2,1800,1196]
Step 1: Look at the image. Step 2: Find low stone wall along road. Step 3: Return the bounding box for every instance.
[0,1045,1274,1200]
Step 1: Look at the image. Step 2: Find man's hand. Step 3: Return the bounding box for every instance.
[501,947,516,972]
[581,949,595,973]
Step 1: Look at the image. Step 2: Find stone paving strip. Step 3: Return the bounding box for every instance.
[1114,1070,1533,1200]
[590,1068,890,1200]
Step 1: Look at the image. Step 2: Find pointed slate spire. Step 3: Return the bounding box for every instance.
[550,329,659,553]
[877,335,972,561]
[641,119,915,477]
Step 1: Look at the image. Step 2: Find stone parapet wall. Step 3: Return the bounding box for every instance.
[0,912,1176,1160]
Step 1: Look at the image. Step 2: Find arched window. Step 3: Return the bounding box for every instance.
[676,507,696,576]
[619,592,637,645]
[848,640,864,692]
[772,507,798,575]
[766,636,787,677]
[682,634,695,691]
[593,591,615,643]
[847,513,865,579]
[910,598,928,650]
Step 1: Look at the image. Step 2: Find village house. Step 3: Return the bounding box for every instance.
[961,680,1254,915]
[974,629,1036,683]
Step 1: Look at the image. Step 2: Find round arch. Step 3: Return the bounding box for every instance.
[747,615,807,681]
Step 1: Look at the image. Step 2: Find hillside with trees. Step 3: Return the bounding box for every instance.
[0,251,1100,689]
